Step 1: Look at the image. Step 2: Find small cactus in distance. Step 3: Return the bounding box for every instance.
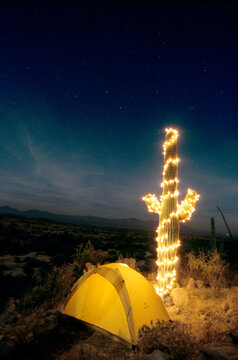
[210,217,216,251]
[210,216,225,257]
[143,128,199,296]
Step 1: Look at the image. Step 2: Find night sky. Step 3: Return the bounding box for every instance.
[0,1,238,234]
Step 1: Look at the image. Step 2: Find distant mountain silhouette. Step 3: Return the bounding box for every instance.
[0,206,201,233]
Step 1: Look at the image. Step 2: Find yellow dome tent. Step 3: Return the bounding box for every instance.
[62,263,170,346]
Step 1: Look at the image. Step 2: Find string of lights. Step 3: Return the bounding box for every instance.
[143,128,199,296]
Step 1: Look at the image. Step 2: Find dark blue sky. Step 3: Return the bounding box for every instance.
[0,1,238,234]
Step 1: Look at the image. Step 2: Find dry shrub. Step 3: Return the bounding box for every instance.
[116,254,137,270]
[186,250,229,288]
[200,317,222,345]
[137,320,196,360]
[17,264,75,315]
[18,241,104,315]
[73,240,106,277]
[194,287,225,300]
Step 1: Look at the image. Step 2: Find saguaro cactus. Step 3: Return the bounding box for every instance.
[143,128,199,296]
[210,217,216,251]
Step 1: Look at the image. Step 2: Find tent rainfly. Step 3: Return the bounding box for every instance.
[62,263,170,346]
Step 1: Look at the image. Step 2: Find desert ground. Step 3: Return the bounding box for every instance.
[0,215,237,359]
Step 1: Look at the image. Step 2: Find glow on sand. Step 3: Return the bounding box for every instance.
[143,128,199,296]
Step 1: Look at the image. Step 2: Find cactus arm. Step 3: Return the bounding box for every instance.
[178,189,199,222]
[142,194,161,214]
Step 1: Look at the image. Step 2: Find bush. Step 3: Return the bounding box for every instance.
[73,240,106,278]
[17,241,106,315]
[137,320,196,360]
[51,253,70,266]
[186,250,229,288]
[17,264,75,315]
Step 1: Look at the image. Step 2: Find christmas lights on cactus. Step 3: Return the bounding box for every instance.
[142,128,199,296]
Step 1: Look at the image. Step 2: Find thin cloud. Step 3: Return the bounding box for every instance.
[0,126,237,234]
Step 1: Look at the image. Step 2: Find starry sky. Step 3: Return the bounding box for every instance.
[0,1,238,234]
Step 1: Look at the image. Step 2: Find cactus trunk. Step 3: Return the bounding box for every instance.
[143,128,199,296]
[210,217,216,251]
[156,130,180,294]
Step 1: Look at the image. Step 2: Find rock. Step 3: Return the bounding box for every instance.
[186,277,195,289]
[198,343,238,360]
[85,262,95,272]
[45,309,62,319]
[178,276,188,288]
[81,343,108,359]
[170,288,188,307]
[167,305,180,317]
[136,349,168,360]
[116,258,136,269]
[162,294,174,307]
[196,280,204,289]
[150,349,168,359]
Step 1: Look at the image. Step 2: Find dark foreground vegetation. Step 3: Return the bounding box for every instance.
[0,214,158,309]
[0,214,237,359]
